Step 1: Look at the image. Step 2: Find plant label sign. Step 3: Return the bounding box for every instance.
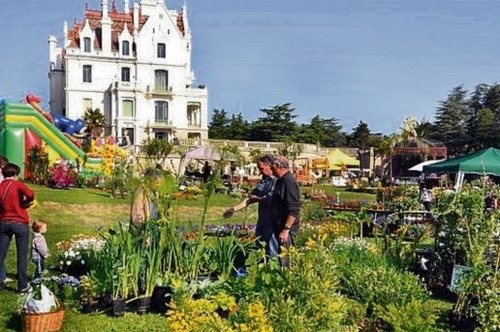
[449,264,472,293]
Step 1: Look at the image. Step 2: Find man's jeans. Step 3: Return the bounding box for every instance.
[0,222,29,290]
[256,227,279,258]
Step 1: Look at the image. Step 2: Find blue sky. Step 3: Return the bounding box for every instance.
[1,0,499,134]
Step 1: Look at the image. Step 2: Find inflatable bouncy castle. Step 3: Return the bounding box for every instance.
[0,95,128,178]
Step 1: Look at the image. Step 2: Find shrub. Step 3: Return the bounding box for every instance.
[375,298,438,331]
[48,160,78,188]
[26,145,50,184]
[476,288,500,331]
[330,239,429,318]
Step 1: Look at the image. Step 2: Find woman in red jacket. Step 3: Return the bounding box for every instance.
[0,163,35,292]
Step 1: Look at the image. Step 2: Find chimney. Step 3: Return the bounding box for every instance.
[133,3,140,31]
[124,0,130,14]
[102,0,109,18]
[101,0,112,54]
[63,21,69,48]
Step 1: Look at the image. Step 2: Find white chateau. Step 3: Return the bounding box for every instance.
[48,0,208,145]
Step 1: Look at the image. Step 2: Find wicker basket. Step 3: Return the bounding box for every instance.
[21,308,65,332]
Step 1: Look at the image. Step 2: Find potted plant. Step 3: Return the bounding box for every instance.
[111,265,130,317]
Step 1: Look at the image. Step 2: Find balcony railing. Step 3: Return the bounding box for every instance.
[152,119,174,127]
[153,86,173,94]
[176,138,359,157]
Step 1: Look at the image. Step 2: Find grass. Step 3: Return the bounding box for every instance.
[0,184,249,331]
[0,183,456,331]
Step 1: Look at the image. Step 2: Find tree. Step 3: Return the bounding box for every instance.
[227,113,248,140]
[348,121,371,149]
[140,138,174,167]
[295,115,346,147]
[430,86,470,154]
[208,109,230,139]
[275,137,303,162]
[470,108,499,149]
[83,108,106,138]
[250,103,298,141]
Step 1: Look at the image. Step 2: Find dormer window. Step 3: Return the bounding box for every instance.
[122,40,130,56]
[83,37,91,53]
[157,43,166,58]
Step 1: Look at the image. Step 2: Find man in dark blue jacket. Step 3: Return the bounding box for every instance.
[223,155,278,257]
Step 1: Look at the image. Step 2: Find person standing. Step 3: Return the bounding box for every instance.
[0,163,35,292]
[31,220,49,280]
[223,155,278,257]
[130,167,163,227]
[0,156,8,284]
[419,183,433,212]
[270,155,301,267]
[202,161,212,183]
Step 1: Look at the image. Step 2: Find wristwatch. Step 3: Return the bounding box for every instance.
[283,226,291,230]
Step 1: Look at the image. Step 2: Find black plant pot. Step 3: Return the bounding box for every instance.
[448,312,477,332]
[133,296,151,315]
[112,298,126,317]
[151,286,171,314]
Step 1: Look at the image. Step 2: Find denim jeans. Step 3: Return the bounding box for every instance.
[0,222,30,290]
[256,227,279,258]
[33,257,45,279]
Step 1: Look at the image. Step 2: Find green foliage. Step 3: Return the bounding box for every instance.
[378,185,420,212]
[295,115,346,147]
[378,223,430,270]
[206,232,252,279]
[250,103,298,142]
[105,158,135,198]
[330,241,429,317]
[26,145,50,184]
[302,201,328,223]
[140,138,174,166]
[476,288,500,331]
[375,299,438,331]
[208,109,230,139]
[274,136,303,162]
[83,108,106,138]
[224,246,353,331]
[348,120,371,149]
[76,168,102,188]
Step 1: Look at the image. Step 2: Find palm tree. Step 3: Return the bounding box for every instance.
[83,108,106,138]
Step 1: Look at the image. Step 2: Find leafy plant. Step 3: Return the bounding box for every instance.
[207,231,252,279]
[48,160,78,188]
[375,298,438,331]
[26,145,50,185]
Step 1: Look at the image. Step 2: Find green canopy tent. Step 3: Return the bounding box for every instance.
[422,147,500,189]
[422,147,500,175]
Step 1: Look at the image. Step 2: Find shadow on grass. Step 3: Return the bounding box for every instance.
[5,312,21,331]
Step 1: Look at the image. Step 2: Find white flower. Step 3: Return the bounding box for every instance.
[81,260,85,265]
[66,261,72,265]
[438,231,446,237]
